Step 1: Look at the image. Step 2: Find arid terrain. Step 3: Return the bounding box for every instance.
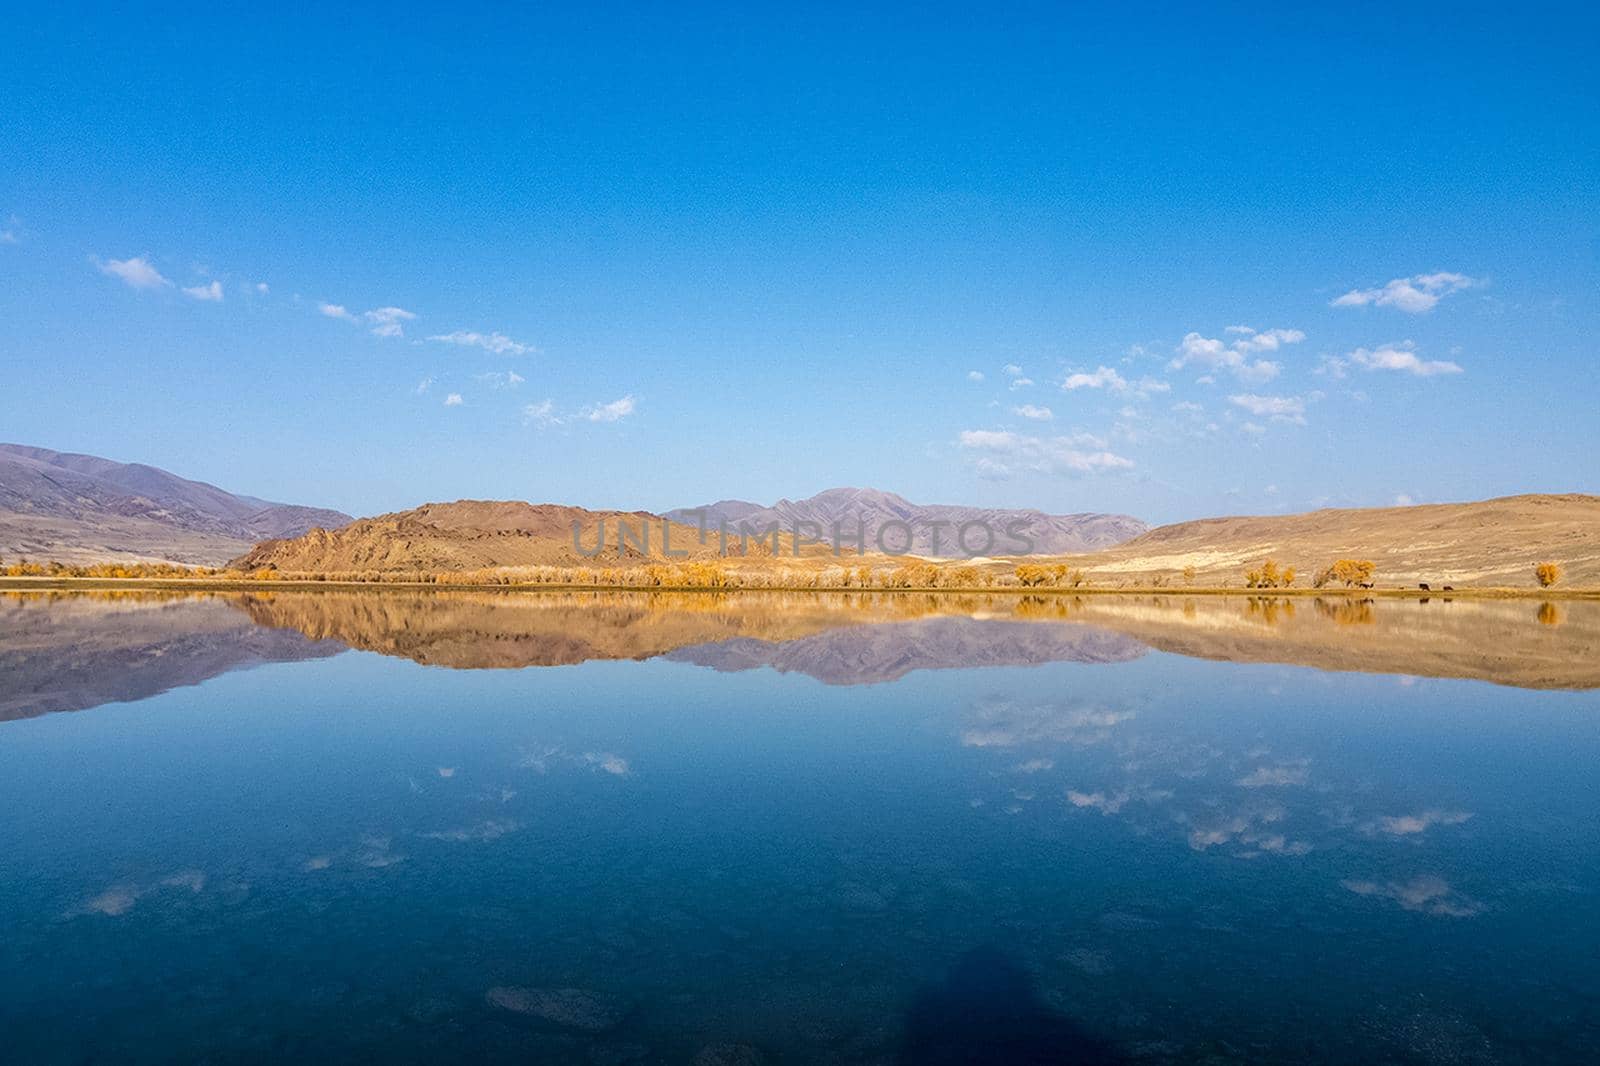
[1042,493,1600,589]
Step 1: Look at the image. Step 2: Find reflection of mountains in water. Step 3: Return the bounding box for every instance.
[6,590,1599,725]
[666,617,1145,685]
[0,593,343,722]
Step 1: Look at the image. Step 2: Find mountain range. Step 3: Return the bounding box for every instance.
[664,487,1147,556]
[0,444,351,565]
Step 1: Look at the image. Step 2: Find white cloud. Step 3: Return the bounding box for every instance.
[1170,328,1302,382]
[443,392,464,407]
[475,370,525,390]
[1012,404,1053,421]
[414,376,434,395]
[319,302,355,321]
[957,429,1134,478]
[1331,272,1479,313]
[364,306,417,337]
[254,281,270,294]
[1348,341,1462,377]
[522,399,561,427]
[585,395,636,423]
[427,330,537,356]
[1062,365,1126,391]
[0,216,19,243]
[181,280,223,302]
[1229,393,1307,424]
[1008,377,1034,390]
[96,255,171,290]
[1171,400,1204,414]
[1002,364,1024,377]
[967,370,985,382]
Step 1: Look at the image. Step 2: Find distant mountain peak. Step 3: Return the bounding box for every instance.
[0,443,353,565]
[663,488,1146,556]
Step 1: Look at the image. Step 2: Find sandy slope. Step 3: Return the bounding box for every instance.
[1038,493,1600,589]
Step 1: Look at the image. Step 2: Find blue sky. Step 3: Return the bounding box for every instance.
[2,3,1595,524]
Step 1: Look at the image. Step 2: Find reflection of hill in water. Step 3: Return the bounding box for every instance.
[1061,595,1600,690]
[229,590,1146,683]
[229,590,907,668]
[0,592,343,722]
[667,617,1145,684]
[5,590,1597,725]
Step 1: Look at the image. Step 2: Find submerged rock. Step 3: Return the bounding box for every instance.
[486,986,631,1031]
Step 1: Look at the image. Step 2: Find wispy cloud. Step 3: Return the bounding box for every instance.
[1331,272,1480,313]
[475,370,525,390]
[523,399,560,427]
[181,280,223,302]
[1012,404,1053,421]
[0,215,19,243]
[443,392,464,407]
[1345,341,1463,377]
[1229,393,1307,424]
[957,429,1133,478]
[96,255,171,290]
[584,395,636,423]
[364,306,417,337]
[1170,328,1303,382]
[427,330,537,356]
[319,302,355,321]
[414,376,434,395]
[967,370,985,383]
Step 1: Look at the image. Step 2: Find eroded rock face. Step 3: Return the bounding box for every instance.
[485,986,631,1031]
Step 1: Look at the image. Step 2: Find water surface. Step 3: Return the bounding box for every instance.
[2,591,1597,1063]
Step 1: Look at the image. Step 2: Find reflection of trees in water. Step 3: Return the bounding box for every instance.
[1314,597,1376,626]
[1537,602,1563,627]
[1245,596,1296,627]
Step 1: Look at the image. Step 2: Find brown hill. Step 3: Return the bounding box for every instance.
[230,500,733,573]
[1044,493,1600,589]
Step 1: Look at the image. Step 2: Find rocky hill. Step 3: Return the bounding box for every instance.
[230,499,728,573]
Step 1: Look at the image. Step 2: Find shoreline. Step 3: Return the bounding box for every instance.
[3,577,1597,600]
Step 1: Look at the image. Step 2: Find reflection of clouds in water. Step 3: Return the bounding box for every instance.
[418,819,522,843]
[1014,758,1054,774]
[1067,789,1130,814]
[72,868,206,918]
[437,766,457,778]
[358,835,406,868]
[960,698,1134,749]
[1183,805,1310,856]
[584,752,631,776]
[1343,875,1485,917]
[519,744,632,776]
[302,855,332,871]
[1370,810,1472,836]
[1236,760,1310,788]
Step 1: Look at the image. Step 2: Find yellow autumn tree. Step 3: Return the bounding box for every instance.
[1534,562,1562,588]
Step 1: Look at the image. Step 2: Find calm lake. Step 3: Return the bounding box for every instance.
[2,590,1597,1063]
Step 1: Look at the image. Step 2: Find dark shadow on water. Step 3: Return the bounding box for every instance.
[897,947,1125,1064]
